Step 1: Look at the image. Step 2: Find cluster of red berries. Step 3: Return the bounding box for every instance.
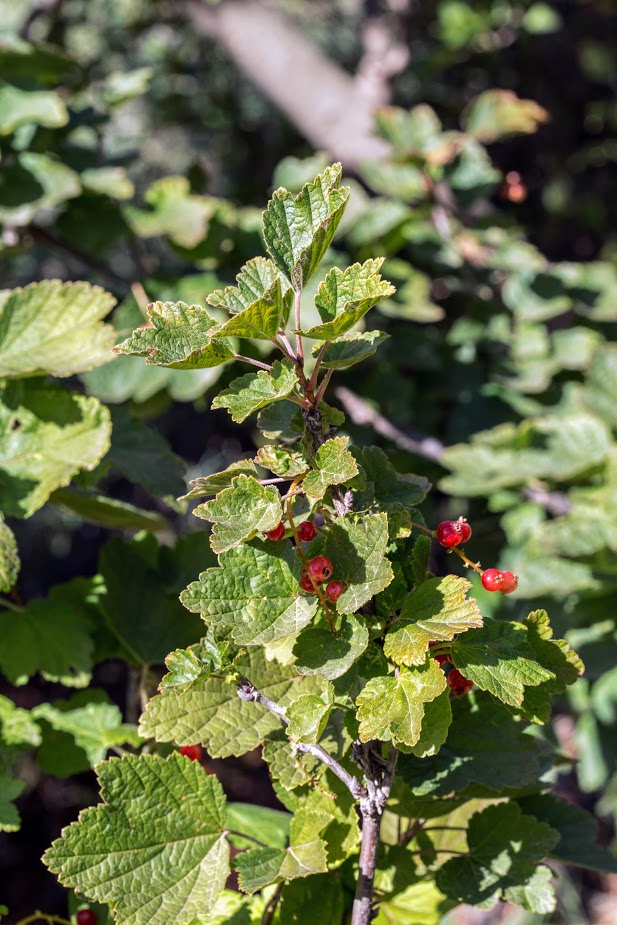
[76,909,97,925]
[266,520,346,602]
[435,519,518,595]
[429,643,474,696]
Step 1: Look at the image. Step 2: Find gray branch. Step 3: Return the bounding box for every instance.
[237,677,367,800]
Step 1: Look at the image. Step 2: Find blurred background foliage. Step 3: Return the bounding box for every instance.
[1,0,617,922]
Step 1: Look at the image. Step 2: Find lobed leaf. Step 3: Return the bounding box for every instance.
[300,259,395,339]
[322,513,394,614]
[384,575,483,667]
[181,537,318,645]
[436,802,558,913]
[194,475,283,553]
[207,257,292,339]
[0,380,111,518]
[356,660,447,747]
[0,516,19,592]
[263,163,349,290]
[140,649,322,758]
[44,754,230,925]
[179,460,258,502]
[0,281,116,377]
[311,330,390,369]
[303,436,359,501]
[255,445,308,478]
[293,615,369,680]
[212,360,298,423]
[462,89,549,142]
[451,619,556,707]
[114,301,234,369]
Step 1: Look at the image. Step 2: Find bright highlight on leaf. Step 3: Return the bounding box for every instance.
[0,281,116,377]
[43,754,230,925]
[356,660,447,746]
[303,436,359,501]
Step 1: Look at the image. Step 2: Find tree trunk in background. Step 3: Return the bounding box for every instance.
[185,0,405,169]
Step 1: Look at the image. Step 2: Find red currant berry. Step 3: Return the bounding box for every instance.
[436,520,465,548]
[447,668,474,696]
[76,910,97,925]
[325,580,345,602]
[457,519,472,543]
[308,556,333,583]
[481,568,504,592]
[499,570,518,594]
[299,570,316,593]
[428,641,450,667]
[297,520,317,542]
[179,744,202,761]
[266,523,286,541]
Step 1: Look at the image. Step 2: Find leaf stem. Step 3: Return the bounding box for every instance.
[307,340,331,392]
[261,882,284,925]
[236,678,366,800]
[313,368,333,407]
[294,289,304,364]
[225,829,270,849]
[233,354,273,371]
[275,331,296,361]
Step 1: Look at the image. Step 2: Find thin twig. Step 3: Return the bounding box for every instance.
[314,368,333,407]
[307,340,331,392]
[274,332,297,362]
[0,595,24,612]
[237,678,366,800]
[233,354,273,371]
[260,882,284,925]
[29,225,134,291]
[335,386,444,461]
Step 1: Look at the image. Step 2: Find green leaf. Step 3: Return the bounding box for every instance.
[374,880,451,925]
[160,639,230,694]
[351,447,430,512]
[274,875,344,925]
[33,696,141,767]
[0,379,111,517]
[263,164,349,290]
[234,809,328,893]
[257,401,304,441]
[0,152,80,226]
[140,649,322,758]
[0,773,24,832]
[51,489,169,533]
[356,661,447,746]
[43,754,229,925]
[114,301,234,370]
[108,405,186,497]
[451,619,556,707]
[311,331,389,369]
[299,259,395,339]
[303,436,359,501]
[322,513,394,614]
[179,460,259,501]
[502,270,571,322]
[124,176,213,248]
[0,693,41,746]
[402,689,452,759]
[0,281,116,377]
[462,90,549,142]
[0,516,19,592]
[255,445,307,479]
[0,577,99,687]
[514,610,584,723]
[180,537,318,645]
[99,535,208,665]
[398,693,550,796]
[212,360,298,423]
[194,475,282,554]
[293,615,369,680]
[0,83,68,134]
[436,802,558,913]
[207,258,293,340]
[286,693,332,745]
[411,536,431,587]
[263,730,322,790]
[226,804,290,851]
[384,575,483,667]
[516,794,617,874]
